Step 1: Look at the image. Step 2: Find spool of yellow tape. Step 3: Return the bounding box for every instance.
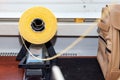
[19,6,57,44]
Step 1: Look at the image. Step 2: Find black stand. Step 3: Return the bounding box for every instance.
[16,40,57,80]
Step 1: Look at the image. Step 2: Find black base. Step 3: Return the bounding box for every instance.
[16,40,57,80]
[24,58,105,80]
[58,58,105,80]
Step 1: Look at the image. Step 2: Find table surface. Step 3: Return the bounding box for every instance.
[0,56,23,80]
[0,56,104,80]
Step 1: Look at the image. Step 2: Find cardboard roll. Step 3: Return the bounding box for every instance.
[19,6,57,44]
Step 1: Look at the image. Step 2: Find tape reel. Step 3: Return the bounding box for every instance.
[18,6,95,61]
[19,6,57,44]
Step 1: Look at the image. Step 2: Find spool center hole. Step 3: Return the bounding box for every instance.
[34,19,43,26]
[31,18,45,31]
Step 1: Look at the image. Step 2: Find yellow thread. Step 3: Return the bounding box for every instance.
[21,21,96,61]
[20,2,115,61]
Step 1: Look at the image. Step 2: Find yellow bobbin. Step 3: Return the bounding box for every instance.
[19,6,57,44]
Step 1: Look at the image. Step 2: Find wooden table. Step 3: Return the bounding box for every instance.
[0,56,23,80]
[0,56,104,80]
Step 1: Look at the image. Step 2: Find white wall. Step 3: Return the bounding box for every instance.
[0,0,119,18]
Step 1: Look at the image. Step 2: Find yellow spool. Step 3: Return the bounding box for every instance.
[19,6,57,44]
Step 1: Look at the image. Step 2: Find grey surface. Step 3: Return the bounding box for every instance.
[0,36,98,56]
[52,37,98,56]
[0,37,21,55]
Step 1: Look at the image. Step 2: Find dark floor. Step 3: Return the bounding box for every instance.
[58,58,105,80]
[0,57,104,80]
